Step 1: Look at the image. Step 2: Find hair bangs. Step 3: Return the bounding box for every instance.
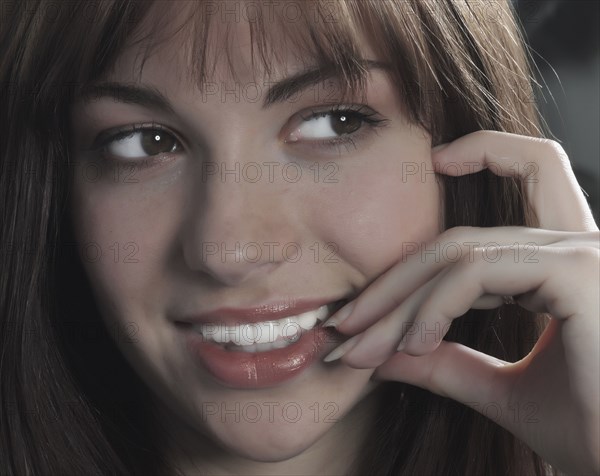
[94,0,396,106]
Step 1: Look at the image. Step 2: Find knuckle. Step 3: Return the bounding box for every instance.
[560,246,600,273]
[470,130,491,140]
[570,246,600,263]
[536,138,569,163]
[582,230,600,246]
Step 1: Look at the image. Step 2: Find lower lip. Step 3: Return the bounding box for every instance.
[182,324,340,389]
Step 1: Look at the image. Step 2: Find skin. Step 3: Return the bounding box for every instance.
[326,132,600,474]
[69,4,600,476]
[69,8,440,476]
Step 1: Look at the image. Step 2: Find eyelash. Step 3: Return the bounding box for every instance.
[295,104,390,153]
[89,104,390,166]
[89,121,179,167]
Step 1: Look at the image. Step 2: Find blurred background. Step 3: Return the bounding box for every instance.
[513,0,599,222]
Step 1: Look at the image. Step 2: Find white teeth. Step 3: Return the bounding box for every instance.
[235,337,296,353]
[193,304,331,347]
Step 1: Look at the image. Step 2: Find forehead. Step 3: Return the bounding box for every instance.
[101,0,377,93]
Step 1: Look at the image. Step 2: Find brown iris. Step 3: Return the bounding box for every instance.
[330,112,362,135]
[140,130,177,155]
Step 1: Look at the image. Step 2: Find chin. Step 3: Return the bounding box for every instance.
[206,418,329,462]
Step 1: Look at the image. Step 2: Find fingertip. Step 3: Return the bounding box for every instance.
[322,301,356,329]
[322,333,361,362]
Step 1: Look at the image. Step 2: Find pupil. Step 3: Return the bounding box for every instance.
[141,130,176,155]
[331,113,361,135]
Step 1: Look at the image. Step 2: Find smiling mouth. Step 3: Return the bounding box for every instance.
[181,299,348,353]
[179,297,349,388]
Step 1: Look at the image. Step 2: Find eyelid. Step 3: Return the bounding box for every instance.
[297,104,382,122]
[83,103,388,160]
[283,103,390,150]
[87,122,184,152]
[288,104,388,134]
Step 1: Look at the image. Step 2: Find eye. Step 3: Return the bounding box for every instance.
[294,111,362,139]
[93,125,183,160]
[286,105,388,144]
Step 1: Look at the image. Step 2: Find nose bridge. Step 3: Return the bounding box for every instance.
[182,144,295,286]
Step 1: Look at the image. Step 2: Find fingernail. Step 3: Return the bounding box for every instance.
[432,143,449,153]
[322,302,356,328]
[323,334,361,362]
[396,335,408,351]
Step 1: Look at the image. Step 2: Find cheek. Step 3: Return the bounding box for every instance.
[69,178,189,388]
[308,156,441,277]
[69,176,184,315]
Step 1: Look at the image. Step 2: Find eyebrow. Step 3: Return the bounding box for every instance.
[77,59,390,112]
[263,59,390,106]
[78,82,176,115]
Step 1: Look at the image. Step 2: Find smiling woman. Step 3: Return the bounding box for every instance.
[1,1,598,476]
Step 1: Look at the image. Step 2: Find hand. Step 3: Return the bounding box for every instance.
[322,131,600,475]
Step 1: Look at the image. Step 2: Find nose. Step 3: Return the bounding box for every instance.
[181,158,296,286]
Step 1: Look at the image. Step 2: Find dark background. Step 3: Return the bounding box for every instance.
[514,0,599,222]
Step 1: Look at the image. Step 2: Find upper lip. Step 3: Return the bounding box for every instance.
[175,297,349,327]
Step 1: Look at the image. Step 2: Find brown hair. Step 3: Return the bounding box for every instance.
[0,0,554,474]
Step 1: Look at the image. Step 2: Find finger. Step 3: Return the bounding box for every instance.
[322,243,527,367]
[372,338,589,472]
[399,245,593,356]
[324,243,537,367]
[324,227,565,333]
[432,130,598,232]
[324,268,450,368]
[373,340,511,410]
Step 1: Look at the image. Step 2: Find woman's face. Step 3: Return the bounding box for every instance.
[69,6,440,472]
